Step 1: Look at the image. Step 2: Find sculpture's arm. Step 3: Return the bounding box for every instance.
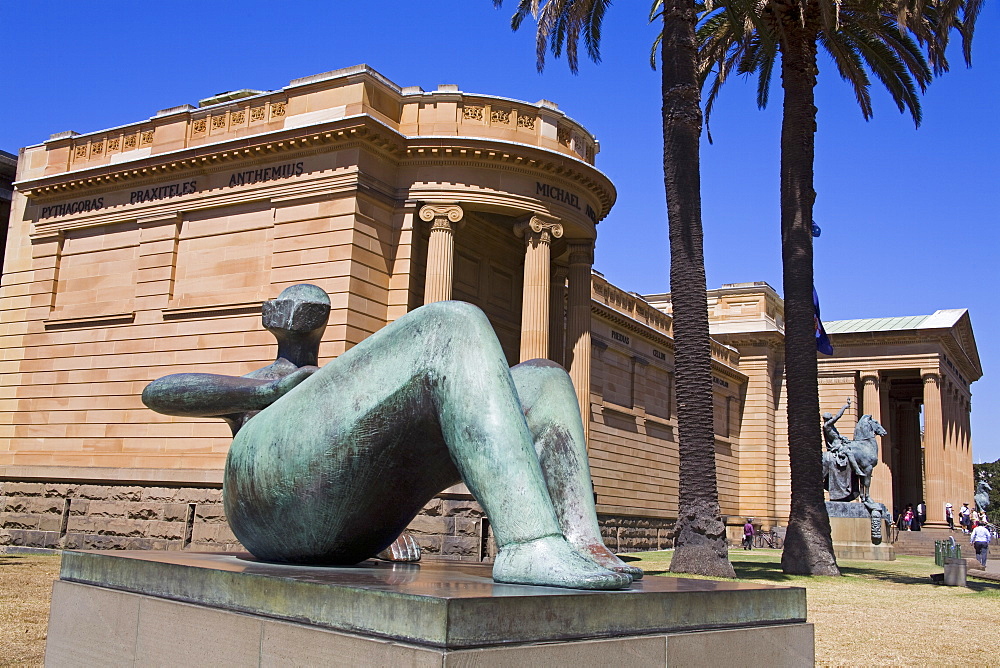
[832,398,851,422]
[142,368,316,417]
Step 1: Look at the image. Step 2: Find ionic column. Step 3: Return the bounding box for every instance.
[419,204,464,304]
[565,241,594,443]
[515,216,563,362]
[862,372,892,506]
[921,370,946,525]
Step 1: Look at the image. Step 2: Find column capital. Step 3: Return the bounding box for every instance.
[567,240,594,266]
[515,216,564,244]
[419,203,464,230]
[921,370,940,385]
[860,371,880,384]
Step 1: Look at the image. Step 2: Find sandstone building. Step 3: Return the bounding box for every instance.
[0,66,980,555]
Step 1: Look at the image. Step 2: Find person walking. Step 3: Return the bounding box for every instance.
[903,505,914,531]
[970,520,991,568]
[742,519,755,550]
[960,503,972,533]
[945,503,955,531]
[915,501,926,531]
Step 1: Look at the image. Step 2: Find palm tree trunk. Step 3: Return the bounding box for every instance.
[661,0,735,578]
[777,24,840,576]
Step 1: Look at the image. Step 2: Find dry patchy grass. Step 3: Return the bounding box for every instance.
[2,550,997,667]
[0,553,60,668]
[626,549,1000,667]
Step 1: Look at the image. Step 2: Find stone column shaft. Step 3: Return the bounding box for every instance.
[516,217,563,362]
[921,371,947,525]
[420,204,464,305]
[862,372,893,507]
[565,242,594,444]
[549,267,568,365]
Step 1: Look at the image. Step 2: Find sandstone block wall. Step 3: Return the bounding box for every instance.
[1,480,673,559]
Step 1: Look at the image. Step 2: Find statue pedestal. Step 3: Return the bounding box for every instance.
[826,502,895,561]
[46,550,813,666]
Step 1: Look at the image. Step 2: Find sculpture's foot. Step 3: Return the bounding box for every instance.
[493,535,632,590]
[375,532,421,562]
[572,541,644,579]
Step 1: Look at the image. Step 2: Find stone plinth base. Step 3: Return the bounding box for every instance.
[46,550,813,667]
[827,502,895,561]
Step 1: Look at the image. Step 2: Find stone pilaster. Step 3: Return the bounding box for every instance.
[419,204,464,305]
[921,370,946,525]
[565,241,594,444]
[515,216,563,362]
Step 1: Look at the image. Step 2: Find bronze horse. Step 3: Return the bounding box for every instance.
[823,414,887,503]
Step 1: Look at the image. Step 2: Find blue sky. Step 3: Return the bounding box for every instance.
[4,1,998,461]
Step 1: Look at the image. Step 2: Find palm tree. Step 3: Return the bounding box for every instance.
[494,0,735,578]
[697,0,979,575]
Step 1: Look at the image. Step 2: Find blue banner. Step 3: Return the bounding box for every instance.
[813,287,834,355]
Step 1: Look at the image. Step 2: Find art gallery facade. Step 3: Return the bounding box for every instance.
[0,66,981,556]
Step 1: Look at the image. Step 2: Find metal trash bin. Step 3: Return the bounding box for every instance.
[943,557,967,587]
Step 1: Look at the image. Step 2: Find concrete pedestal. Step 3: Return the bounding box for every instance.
[827,502,895,561]
[46,550,814,667]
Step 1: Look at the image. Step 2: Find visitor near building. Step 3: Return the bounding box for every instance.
[915,500,926,530]
[903,505,914,531]
[945,503,955,531]
[969,521,991,567]
[742,519,755,550]
[960,503,972,533]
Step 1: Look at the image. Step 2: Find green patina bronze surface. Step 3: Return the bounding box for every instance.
[143,284,640,590]
[58,550,806,648]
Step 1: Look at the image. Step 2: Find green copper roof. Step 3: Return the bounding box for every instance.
[824,309,966,334]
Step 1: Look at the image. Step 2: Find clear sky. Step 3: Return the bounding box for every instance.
[4,1,998,461]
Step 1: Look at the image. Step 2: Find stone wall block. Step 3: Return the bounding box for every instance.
[191,522,238,544]
[174,488,223,504]
[441,536,479,557]
[69,500,90,515]
[142,487,180,502]
[454,517,481,537]
[405,516,454,536]
[162,503,191,522]
[96,518,145,537]
[87,501,127,518]
[2,482,44,496]
[0,513,40,529]
[61,533,84,549]
[37,515,63,532]
[82,534,121,550]
[44,484,78,498]
[66,516,99,534]
[109,487,144,502]
[440,500,484,518]
[195,504,227,524]
[147,521,184,541]
[412,534,443,555]
[78,485,112,500]
[420,498,443,516]
[126,503,160,521]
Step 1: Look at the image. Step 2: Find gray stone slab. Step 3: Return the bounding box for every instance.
[45,581,139,668]
[59,550,807,650]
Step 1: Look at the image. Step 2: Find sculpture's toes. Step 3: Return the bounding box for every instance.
[376,532,422,562]
[574,542,644,580]
[493,536,632,590]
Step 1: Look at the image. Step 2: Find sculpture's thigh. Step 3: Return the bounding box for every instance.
[224,364,461,565]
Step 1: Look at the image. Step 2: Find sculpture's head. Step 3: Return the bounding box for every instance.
[262,284,331,336]
[822,412,833,420]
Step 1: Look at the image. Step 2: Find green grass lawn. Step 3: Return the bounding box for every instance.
[625,549,1000,667]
